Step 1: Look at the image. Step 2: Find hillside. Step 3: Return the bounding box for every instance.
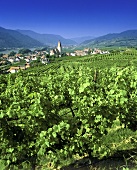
[17,29,77,46]
[81,30,137,47]
[70,36,95,44]
[0,27,43,48]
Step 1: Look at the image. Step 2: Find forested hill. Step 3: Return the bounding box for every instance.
[81,30,137,47]
[70,36,95,44]
[0,27,43,48]
[17,29,77,46]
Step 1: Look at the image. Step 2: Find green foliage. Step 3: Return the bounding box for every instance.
[0,54,137,169]
[30,57,43,67]
[0,53,3,57]
[98,126,137,158]
[8,51,16,56]
[18,48,32,54]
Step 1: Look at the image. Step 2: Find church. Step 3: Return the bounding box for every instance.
[50,41,62,57]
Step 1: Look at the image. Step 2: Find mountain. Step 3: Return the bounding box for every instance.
[17,30,77,46]
[70,36,95,44]
[81,30,137,47]
[0,27,43,48]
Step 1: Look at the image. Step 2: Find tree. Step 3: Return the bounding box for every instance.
[30,57,42,67]
[46,54,50,58]
[8,51,16,57]
[0,53,3,57]
[18,49,32,55]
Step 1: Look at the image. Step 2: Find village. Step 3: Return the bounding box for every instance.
[0,41,110,73]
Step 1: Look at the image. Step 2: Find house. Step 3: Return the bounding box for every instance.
[84,48,91,53]
[70,53,76,56]
[66,52,70,56]
[24,58,30,62]
[8,66,20,73]
[50,49,57,56]
[31,57,37,61]
[15,57,20,62]
[25,63,30,68]
[41,57,49,64]
[8,58,15,63]
[8,63,30,73]
[3,54,8,59]
[75,50,87,56]
[16,54,21,58]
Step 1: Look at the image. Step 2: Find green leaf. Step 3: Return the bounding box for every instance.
[52,132,57,138]
[45,141,50,147]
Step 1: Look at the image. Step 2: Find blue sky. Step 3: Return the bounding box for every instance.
[0,0,137,38]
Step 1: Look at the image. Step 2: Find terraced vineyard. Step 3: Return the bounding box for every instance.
[0,52,137,170]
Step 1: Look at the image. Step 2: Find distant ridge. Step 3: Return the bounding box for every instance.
[81,30,137,47]
[1,26,137,49]
[0,27,43,48]
[70,36,96,44]
[17,29,77,46]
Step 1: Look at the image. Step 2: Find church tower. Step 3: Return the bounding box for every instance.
[57,40,62,55]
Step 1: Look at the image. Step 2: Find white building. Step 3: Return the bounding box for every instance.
[50,41,62,57]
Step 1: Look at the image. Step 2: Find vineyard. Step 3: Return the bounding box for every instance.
[0,52,137,169]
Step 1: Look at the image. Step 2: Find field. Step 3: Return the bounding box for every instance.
[0,50,137,170]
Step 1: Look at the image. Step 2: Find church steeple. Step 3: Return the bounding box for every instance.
[57,40,62,54]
